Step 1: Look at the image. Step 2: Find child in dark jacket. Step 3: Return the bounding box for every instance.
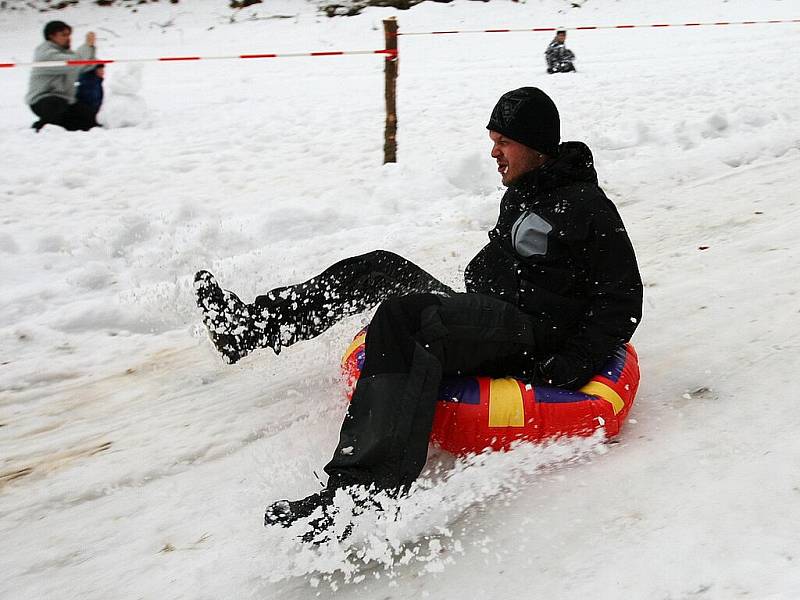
[76,64,105,125]
[545,30,576,74]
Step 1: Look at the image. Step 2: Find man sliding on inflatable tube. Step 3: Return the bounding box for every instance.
[194,87,643,541]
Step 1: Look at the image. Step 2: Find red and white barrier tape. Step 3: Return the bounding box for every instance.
[397,18,800,36]
[3,17,795,68]
[0,47,397,69]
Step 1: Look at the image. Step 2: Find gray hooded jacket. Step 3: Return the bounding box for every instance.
[26,41,96,106]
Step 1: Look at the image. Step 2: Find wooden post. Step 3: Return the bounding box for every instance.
[383,17,398,164]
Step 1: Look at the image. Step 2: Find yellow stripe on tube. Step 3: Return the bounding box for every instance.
[341,332,366,366]
[488,378,525,427]
[580,381,625,415]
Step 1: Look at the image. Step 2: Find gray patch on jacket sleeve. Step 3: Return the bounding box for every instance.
[511,212,552,257]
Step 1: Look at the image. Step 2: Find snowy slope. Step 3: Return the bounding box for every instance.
[1,1,799,598]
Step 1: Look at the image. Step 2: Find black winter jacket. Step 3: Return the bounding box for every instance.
[545,40,576,72]
[464,141,643,387]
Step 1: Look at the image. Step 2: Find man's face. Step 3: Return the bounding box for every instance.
[556,32,566,43]
[489,131,547,186]
[49,28,72,49]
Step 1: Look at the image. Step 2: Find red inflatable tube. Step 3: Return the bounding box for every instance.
[341,328,640,454]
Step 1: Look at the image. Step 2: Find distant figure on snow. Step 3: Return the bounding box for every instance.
[545,29,576,74]
[26,20,101,132]
[76,64,105,127]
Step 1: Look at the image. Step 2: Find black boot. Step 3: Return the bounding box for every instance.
[194,270,280,364]
[265,488,338,543]
[264,487,385,544]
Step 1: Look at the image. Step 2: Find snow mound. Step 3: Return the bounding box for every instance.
[445,151,497,195]
[98,64,149,128]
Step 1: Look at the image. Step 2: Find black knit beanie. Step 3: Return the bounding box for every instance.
[44,21,71,41]
[487,87,560,157]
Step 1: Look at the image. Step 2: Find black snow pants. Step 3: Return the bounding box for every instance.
[325,291,544,490]
[547,63,576,74]
[249,250,545,491]
[250,249,455,348]
[30,96,97,131]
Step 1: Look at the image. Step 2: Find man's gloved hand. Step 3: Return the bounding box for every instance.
[536,354,584,388]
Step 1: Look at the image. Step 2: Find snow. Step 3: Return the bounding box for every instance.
[98,63,149,128]
[1,0,800,598]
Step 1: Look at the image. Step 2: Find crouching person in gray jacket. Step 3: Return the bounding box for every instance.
[26,21,100,132]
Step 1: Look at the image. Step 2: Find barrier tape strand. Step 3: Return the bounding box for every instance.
[0,48,397,69]
[2,17,796,68]
[397,18,800,36]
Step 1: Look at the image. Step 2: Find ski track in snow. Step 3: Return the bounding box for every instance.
[1,0,800,598]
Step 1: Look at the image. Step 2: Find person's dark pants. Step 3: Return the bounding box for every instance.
[30,96,98,131]
[250,250,455,349]
[547,63,576,74]
[248,250,548,492]
[324,292,544,490]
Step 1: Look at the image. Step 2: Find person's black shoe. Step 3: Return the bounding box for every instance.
[265,489,339,543]
[264,486,389,544]
[194,270,252,363]
[194,270,280,364]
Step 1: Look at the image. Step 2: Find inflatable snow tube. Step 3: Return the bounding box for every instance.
[342,328,640,455]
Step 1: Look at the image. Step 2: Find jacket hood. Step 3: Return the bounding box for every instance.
[540,141,598,187]
[510,141,598,192]
[44,40,69,51]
